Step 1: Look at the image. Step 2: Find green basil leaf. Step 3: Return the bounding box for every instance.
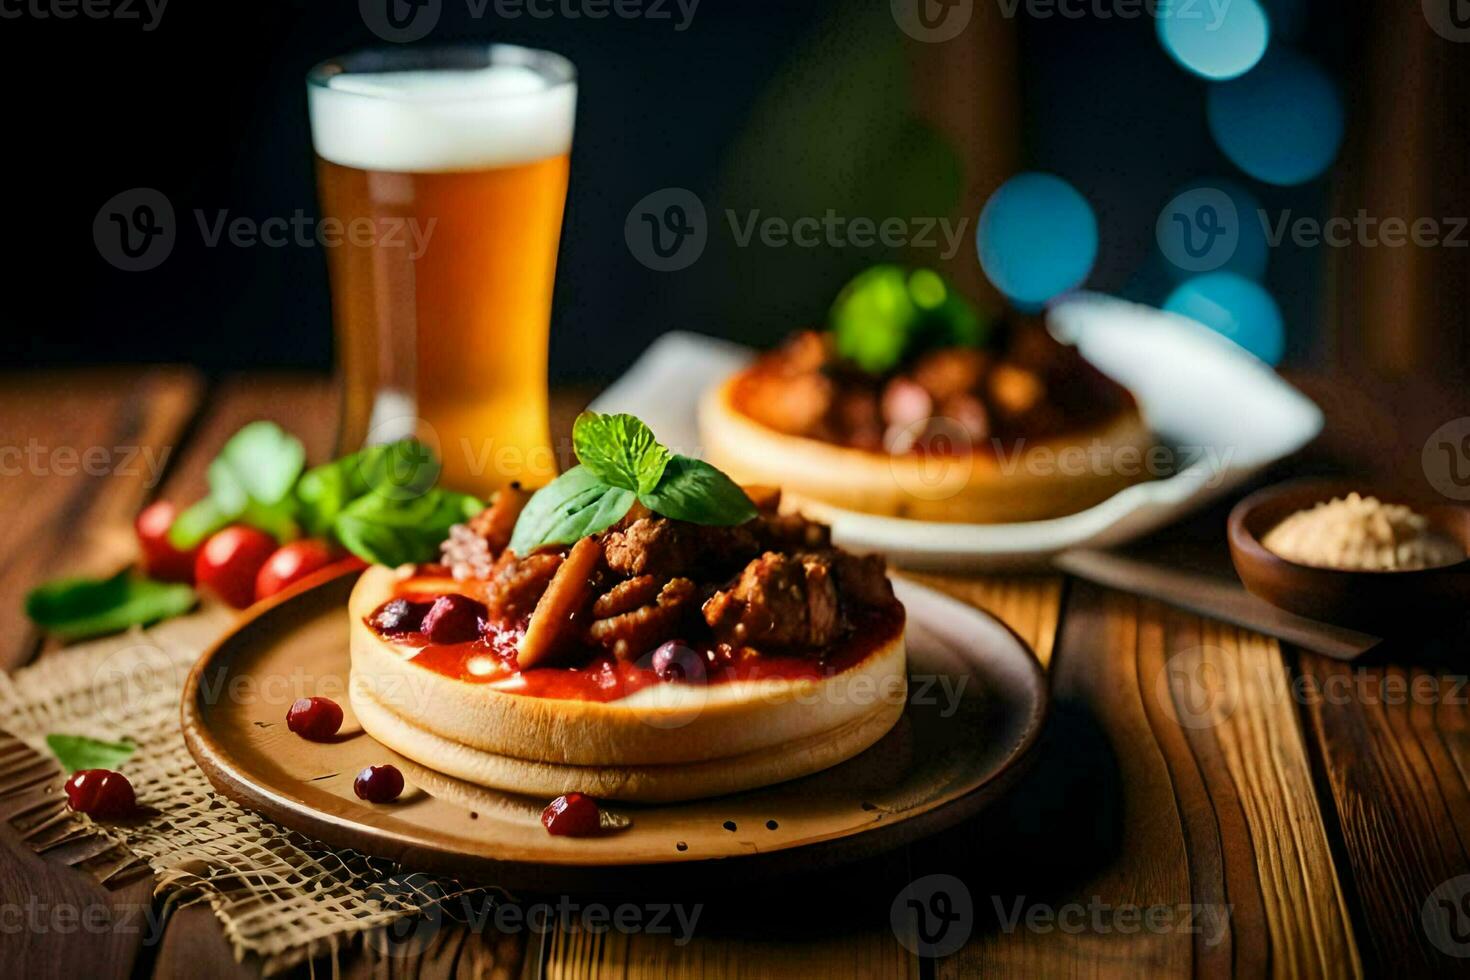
[639,456,757,527]
[508,465,637,555]
[296,440,439,537]
[167,496,231,550]
[214,421,306,507]
[45,734,136,774]
[830,265,987,374]
[572,412,671,494]
[25,572,197,640]
[333,488,483,567]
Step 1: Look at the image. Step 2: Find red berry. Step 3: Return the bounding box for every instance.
[541,792,601,836]
[135,501,199,583]
[286,696,343,741]
[255,540,337,602]
[421,594,487,644]
[63,769,136,819]
[354,764,404,803]
[371,598,432,635]
[195,526,278,609]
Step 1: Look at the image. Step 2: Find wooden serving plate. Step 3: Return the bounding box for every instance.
[181,568,1047,892]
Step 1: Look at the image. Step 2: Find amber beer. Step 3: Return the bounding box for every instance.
[307,47,576,494]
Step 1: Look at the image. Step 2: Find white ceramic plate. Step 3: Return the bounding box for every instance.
[590,293,1323,569]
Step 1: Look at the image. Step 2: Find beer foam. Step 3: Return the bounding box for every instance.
[309,63,576,173]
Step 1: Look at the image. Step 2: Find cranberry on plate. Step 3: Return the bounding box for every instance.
[542,792,601,837]
[135,500,199,583]
[420,594,487,644]
[196,526,278,609]
[63,769,136,819]
[286,696,343,741]
[354,764,405,803]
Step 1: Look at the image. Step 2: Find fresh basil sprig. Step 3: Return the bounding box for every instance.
[508,412,756,555]
[25,572,197,640]
[334,487,484,568]
[830,265,987,374]
[169,421,306,549]
[46,734,136,774]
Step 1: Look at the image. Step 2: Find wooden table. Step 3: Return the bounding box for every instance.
[2,369,1467,978]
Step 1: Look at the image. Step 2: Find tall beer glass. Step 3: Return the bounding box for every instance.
[307,46,575,494]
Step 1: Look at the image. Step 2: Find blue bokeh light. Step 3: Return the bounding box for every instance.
[1157,0,1270,81]
[976,173,1098,308]
[1207,51,1344,186]
[1163,272,1285,364]
[1158,178,1269,281]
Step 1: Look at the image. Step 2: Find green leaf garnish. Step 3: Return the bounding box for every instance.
[168,421,306,548]
[45,734,135,774]
[296,440,439,537]
[509,415,755,554]
[572,413,671,494]
[640,456,758,527]
[830,265,987,374]
[508,466,638,555]
[25,572,197,640]
[333,488,483,567]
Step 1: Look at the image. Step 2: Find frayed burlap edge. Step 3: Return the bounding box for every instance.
[0,610,505,975]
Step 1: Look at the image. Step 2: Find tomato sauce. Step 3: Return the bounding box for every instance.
[368,582,902,704]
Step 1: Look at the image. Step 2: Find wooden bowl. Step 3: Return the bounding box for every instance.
[1227,479,1470,633]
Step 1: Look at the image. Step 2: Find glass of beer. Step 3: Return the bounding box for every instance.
[307,45,576,495]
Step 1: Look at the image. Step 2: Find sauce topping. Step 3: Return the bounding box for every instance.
[367,585,900,704]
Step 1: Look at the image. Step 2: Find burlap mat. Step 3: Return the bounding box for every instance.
[0,610,499,974]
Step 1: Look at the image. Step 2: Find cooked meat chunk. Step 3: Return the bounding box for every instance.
[749,512,830,552]
[587,578,696,661]
[702,552,841,649]
[592,575,661,619]
[912,348,989,402]
[602,517,758,579]
[483,551,562,620]
[469,484,530,555]
[518,537,602,669]
[830,552,894,608]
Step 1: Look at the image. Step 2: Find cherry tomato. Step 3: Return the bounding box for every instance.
[195,526,278,609]
[135,500,198,583]
[254,540,338,602]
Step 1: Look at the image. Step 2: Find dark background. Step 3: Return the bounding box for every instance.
[0,0,1410,384]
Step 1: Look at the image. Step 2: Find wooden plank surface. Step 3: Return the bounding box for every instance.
[1299,652,1470,976]
[0,369,1445,979]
